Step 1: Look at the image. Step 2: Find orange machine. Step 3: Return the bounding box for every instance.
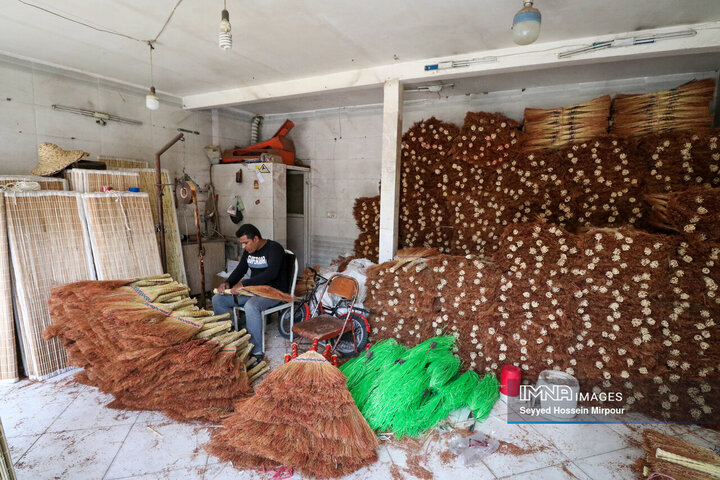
[221,119,295,165]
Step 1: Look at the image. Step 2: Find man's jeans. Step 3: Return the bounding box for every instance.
[212,293,280,356]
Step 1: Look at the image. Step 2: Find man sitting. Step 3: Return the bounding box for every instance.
[213,224,288,363]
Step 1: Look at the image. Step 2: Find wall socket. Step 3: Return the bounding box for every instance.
[326,211,337,218]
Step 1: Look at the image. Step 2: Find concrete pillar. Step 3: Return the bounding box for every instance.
[378,79,403,263]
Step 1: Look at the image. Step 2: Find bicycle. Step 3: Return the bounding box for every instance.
[278,267,371,357]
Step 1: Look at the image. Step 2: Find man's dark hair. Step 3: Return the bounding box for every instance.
[236,224,262,240]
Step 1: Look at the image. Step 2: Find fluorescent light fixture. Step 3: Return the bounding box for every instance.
[558,29,697,59]
[219,1,232,50]
[425,57,497,71]
[52,105,142,126]
[404,84,455,93]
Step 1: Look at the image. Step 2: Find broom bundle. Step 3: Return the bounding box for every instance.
[207,351,379,478]
[645,187,720,240]
[44,275,257,423]
[352,195,380,261]
[522,95,611,150]
[212,285,293,303]
[612,79,715,137]
[640,430,720,480]
[449,111,522,167]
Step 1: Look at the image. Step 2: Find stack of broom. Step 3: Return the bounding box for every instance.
[352,195,380,262]
[44,274,269,422]
[207,346,378,478]
[522,95,611,150]
[611,79,715,137]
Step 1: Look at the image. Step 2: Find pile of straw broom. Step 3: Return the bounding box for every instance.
[207,350,378,478]
[44,274,269,422]
[639,430,720,479]
[352,195,380,262]
[612,79,715,137]
[522,95,611,150]
[365,220,720,424]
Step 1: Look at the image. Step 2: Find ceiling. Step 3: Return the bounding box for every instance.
[1,0,720,108]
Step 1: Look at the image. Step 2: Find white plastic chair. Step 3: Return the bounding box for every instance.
[232,249,298,353]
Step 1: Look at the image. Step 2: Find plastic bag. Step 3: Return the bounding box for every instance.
[448,432,499,466]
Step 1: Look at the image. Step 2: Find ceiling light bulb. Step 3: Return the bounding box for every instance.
[219,9,232,50]
[146,86,159,110]
[512,1,541,45]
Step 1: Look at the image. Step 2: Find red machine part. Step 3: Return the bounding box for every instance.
[221,119,295,165]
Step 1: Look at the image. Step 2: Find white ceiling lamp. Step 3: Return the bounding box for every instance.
[219,0,232,50]
[146,42,160,110]
[512,1,541,46]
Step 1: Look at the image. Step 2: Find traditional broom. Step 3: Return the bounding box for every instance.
[641,430,720,480]
[213,285,293,303]
[206,350,379,479]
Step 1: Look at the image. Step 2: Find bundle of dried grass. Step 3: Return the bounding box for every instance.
[522,96,611,150]
[450,111,522,166]
[640,430,720,479]
[352,196,380,261]
[645,187,720,238]
[65,169,140,193]
[206,351,378,478]
[82,193,163,280]
[44,275,256,422]
[611,79,715,137]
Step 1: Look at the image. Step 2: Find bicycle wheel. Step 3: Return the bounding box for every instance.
[278,301,310,339]
[333,312,371,358]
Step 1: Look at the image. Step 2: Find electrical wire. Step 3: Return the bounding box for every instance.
[16,0,184,45]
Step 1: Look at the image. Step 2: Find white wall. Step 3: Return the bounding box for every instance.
[0,55,252,237]
[261,70,716,266]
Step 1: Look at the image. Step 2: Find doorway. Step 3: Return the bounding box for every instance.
[286,169,309,271]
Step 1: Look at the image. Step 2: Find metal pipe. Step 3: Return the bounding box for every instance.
[155,133,184,273]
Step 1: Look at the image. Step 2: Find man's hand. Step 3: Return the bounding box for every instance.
[229,282,243,295]
[217,282,229,293]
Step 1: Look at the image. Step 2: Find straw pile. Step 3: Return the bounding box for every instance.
[611,79,715,137]
[449,111,522,167]
[82,193,163,280]
[0,176,67,191]
[639,430,720,479]
[352,196,380,261]
[65,169,140,193]
[522,95,611,150]
[44,275,261,422]
[365,220,720,423]
[0,193,17,383]
[207,350,378,478]
[5,191,96,379]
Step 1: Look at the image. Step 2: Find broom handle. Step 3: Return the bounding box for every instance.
[655,448,720,476]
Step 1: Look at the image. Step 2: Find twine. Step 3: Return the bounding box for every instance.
[108,190,131,231]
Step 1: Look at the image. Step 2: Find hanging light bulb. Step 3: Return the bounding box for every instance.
[219,1,232,50]
[512,1,541,45]
[145,42,159,110]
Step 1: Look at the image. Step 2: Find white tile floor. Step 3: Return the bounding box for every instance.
[2,322,719,480]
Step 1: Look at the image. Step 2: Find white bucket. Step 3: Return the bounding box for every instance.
[534,370,580,419]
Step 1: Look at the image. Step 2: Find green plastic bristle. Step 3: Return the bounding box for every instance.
[440,370,479,411]
[340,339,404,391]
[468,373,500,421]
[348,341,407,411]
[427,354,461,388]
